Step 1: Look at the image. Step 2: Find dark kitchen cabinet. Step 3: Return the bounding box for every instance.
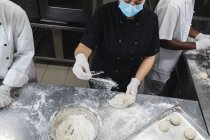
[11,0,40,21]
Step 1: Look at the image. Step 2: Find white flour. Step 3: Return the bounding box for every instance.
[90,78,118,90]
[56,114,96,140]
[0,131,15,140]
[186,50,210,89]
[11,89,49,139]
[97,102,174,140]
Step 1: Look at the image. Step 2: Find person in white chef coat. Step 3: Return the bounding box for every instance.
[0,0,36,108]
[143,0,210,95]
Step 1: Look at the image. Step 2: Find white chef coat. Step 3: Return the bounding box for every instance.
[151,0,195,83]
[0,0,36,87]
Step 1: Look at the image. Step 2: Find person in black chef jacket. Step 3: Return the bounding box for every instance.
[72,0,160,100]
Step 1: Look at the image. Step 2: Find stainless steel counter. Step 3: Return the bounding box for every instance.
[0,83,206,140]
[184,50,210,134]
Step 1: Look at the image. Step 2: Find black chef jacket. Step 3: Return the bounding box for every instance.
[81,2,160,92]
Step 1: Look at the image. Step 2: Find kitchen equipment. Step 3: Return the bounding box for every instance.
[49,106,99,140]
[122,105,210,140]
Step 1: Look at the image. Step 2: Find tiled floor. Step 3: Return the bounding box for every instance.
[35,63,89,88]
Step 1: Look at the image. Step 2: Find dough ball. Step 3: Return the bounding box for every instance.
[56,115,96,140]
[170,114,182,126]
[184,128,196,140]
[158,120,170,132]
[198,72,208,80]
[108,94,135,109]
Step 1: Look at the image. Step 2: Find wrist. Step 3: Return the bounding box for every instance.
[75,53,88,60]
[195,41,200,50]
[132,78,141,86]
[195,33,203,41]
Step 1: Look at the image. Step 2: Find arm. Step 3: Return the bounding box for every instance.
[72,7,102,80]
[160,26,210,50]
[160,39,196,50]
[135,55,156,81]
[125,55,156,96]
[3,9,34,87]
[156,5,197,50]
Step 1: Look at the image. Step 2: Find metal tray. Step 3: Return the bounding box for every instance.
[122,105,210,140]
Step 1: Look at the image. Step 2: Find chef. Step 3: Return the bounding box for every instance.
[72,0,160,100]
[144,0,210,95]
[0,0,36,108]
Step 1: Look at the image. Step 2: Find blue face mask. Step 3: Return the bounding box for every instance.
[118,0,144,17]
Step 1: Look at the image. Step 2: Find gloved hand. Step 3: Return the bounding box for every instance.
[196,38,210,50]
[126,78,141,97]
[0,85,12,108]
[195,33,210,41]
[72,53,92,80]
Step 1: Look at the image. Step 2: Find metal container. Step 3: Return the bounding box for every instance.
[49,106,99,140]
[122,106,210,140]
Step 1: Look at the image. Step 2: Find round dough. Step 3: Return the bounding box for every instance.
[158,120,170,132]
[56,115,96,140]
[198,72,208,80]
[170,114,182,126]
[184,128,196,140]
[108,94,135,109]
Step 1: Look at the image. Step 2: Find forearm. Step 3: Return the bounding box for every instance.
[74,43,92,59]
[160,39,196,50]
[135,55,156,81]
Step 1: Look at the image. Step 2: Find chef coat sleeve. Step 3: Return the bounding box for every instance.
[3,9,35,87]
[80,7,103,50]
[145,14,160,56]
[156,4,179,40]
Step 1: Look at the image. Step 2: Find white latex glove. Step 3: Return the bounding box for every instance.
[195,33,210,41]
[196,38,210,50]
[72,53,92,80]
[0,85,12,108]
[126,78,141,97]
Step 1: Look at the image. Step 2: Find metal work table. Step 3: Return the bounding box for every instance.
[0,83,207,140]
[184,50,210,134]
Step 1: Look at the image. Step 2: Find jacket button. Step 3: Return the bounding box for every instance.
[0,22,1,25]
[8,67,10,70]
[6,57,9,60]
[134,41,138,45]
[131,57,134,61]
[4,44,7,46]
[115,70,119,73]
[120,21,123,24]
[136,22,140,26]
[118,40,122,43]
[116,57,120,60]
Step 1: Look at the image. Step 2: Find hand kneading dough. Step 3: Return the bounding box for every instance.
[184,128,196,140]
[198,72,208,80]
[170,114,181,126]
[109,94,135,109]
[158,120,170,132]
